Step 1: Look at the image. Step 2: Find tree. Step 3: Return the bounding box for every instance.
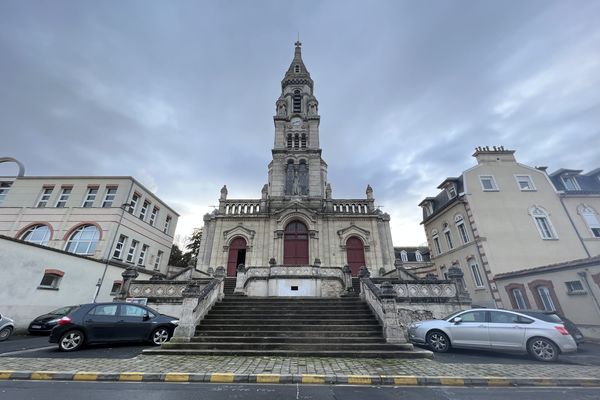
[168,244,187,269]
[185,229,202,258]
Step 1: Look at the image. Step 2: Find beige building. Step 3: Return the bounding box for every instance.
[0,174,179,275]
[195,42,396,295]
[419,147,596,308]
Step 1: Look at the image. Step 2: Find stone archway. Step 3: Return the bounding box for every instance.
[346,236,366,276]
[283,220,309,265]
[227,237,247,277]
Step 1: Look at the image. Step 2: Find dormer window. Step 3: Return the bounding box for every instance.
[562,175,580,191]
[293,90,302,113]
[446,185,457,199]
[294,64,300,73]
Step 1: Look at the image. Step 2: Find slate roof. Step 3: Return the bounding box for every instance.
[549,168,600,193]
[494,255,600,279]
[419,176,464,223]
[393,246,431,262]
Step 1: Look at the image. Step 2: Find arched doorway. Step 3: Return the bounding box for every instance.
[346,236,365,276]
[227,237,247,276]
[284,220,309,265]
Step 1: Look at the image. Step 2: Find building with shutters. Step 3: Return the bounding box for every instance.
[195,42,396,295]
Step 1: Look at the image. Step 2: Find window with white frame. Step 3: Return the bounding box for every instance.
[126,240,139,263]
[469,259,485,288]
[112,234,128,259]
[479,175,498,191]
[515,175,535,191]
[154,250,163,270]
[512,288,526,309]
[164,215,172,234]
[415,250,423,262]
[102,187,117,208]
[149,206,159,226]
[579,205,600,238]
[36,187,53,208]
[455,215,469,244]
[446,185,457,199]
[64,225,100,255]
[537,286,556,311]
[431,230,441,255]
[139,200,149,221]
[0,181,12,204]
[129,193,140,214]
[400,250,408,262]
[529,206,557,239]
[55,187,72,208]
[82,187,98,208]
[565,280,585,293]
[443,223,454,250]
[562,175,580,191]
[138,244,149,266]
[20,224,51,246]
[39,271,62,289]
[110,281,122,295]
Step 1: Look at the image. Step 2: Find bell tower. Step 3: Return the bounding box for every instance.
[268,41,327,201]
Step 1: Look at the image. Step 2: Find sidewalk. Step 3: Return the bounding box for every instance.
[1,354,600,386]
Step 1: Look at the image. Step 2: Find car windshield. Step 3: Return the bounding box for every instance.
[49,306,77,315]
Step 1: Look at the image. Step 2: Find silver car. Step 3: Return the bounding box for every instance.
[0,313,15,342]
[408,308,577,362]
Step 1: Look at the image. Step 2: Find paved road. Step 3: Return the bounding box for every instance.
[1,381,599,400]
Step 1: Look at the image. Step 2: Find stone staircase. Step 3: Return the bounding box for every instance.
[223,277,237,295]
[153,296,431,358]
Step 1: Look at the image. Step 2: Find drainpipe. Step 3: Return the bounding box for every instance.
[559,196,591,258]
[578,271,600,317]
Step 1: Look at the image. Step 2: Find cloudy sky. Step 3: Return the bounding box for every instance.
[1,0,599,246]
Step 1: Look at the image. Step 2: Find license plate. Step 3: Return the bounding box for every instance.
[30,325,41,329]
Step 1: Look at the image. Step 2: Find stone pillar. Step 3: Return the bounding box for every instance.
[235,264,246,294]
[172,281,202,341]
[380,281,407,344]
[448,265,471,301]
[342,265,352,294]
[116,266,139,300]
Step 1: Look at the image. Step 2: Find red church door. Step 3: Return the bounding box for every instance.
[283,221,309,265]
[227,237,247,276]
[346,236,365,276]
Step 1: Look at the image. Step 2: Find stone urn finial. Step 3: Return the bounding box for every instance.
[358,266,370,278]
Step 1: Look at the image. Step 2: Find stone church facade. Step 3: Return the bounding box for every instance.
[195,42,395,295]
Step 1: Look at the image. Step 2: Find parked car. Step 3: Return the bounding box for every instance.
[49,302,179,351]
[407,308,578,362]
[517,310,584,345]
[0,313,15,341]
[28,305,80,334]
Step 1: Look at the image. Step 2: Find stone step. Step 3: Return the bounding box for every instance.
[144,348,433,359]
[199,318,378,326]
[162,342,413,351]
[196,324,382,332]
[189,336,387,343]
[203,313,375,319]
[193,330,384,337]
[219,297,364,302]
[209,306,371,313]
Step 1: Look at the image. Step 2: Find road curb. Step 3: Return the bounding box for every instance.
[1,370,599,386]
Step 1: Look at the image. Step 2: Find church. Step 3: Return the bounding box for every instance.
[195,41,397,296]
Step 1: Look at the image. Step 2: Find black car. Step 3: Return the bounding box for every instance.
[519,310,585,345]
[28,305,80,334]
[48,302,179,351]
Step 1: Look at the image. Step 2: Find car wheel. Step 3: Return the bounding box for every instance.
[0,327,12,342]
[426,330,450,352]
[58,330,85,351]
[527,337,559,362]
[151,327,170,346]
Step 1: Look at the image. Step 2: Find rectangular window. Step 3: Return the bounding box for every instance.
[444,230,454,250]
[110,281,122,295]
[154,250,163,270]
[39,273,61,289]
[469,260,484,288]
[537,287,556,311]
[565,280,585,293]
[137,244,149,266]
[139,200,150,221]
[126,240,139,263]
[36,187,54,208]
[535,216,555,239]
[0,181,12,204]
[82,187,98,208]
[457,223,469,244]
[149,206,159,226]
[479,175,498,191]
[102,187,117,208]
[55,187,72,208]
[562,176,580,191]
[433,236,441,254]
[164,215,172,234]
[515,175,535,191]
[112,234,128,259]
[582,212,600,238]
[512,288,526,309]
[447,185,457,198]
[129,193,140,214]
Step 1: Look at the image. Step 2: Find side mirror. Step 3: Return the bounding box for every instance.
[452,317,462,324]
[143,312,150,321]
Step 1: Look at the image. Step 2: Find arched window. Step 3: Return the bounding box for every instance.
[293,90,302,113]
[301,133,307,148]
[529,206,557,239]
[294,134,300,149]
[454,215,469,244]
[431,230,441,255]
[537,286,556,311]
[20,224,51,246]
[287,134,293,149]
[443,223,454,250]
[512,288,526,309]
[579,205,600,238]
[400,250,408,262]
[415,250,423,262]
[65,224,100,255]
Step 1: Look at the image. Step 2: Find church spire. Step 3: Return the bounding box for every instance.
[282,40,313,90]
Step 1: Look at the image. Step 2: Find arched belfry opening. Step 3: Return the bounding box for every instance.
[227,237,247,276]
[283,220,309,265]
[346,236,366,276]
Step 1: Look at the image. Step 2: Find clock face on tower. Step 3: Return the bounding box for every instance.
[291,117,302,127]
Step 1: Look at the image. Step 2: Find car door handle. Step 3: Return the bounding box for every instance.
[117,320,125,323]
[477,325,486,328]
[512,326,522,329]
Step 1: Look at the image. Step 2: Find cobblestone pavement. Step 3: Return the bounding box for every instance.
[1,354,599,379]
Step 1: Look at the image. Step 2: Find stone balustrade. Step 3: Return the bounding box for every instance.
[222,200,262,215]
[332,200,371,214]
[370,278,457,302]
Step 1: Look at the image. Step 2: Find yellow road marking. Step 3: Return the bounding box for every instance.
[210,373,234,383]
[0,371,13,379]
[487,377,511,386]
[439,377,464,386]
[164,373,190,382]
[348,375,372,385]
[30,372,55,380]
[119,372,144,381]
[302,374,325,384]
[73,372,99,381]
[256,374,280,383]
[392,376,418,385]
